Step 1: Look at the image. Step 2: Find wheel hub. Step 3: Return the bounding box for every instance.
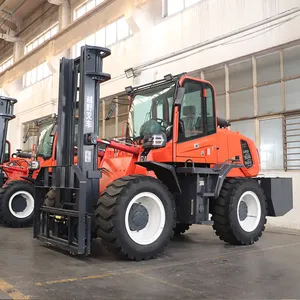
[237,191,262,233]
[238,201,248,221]
[11,195,27,213]
[128,203,149,231]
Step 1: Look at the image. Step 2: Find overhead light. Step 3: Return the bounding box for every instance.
[125,68,135,78]
[164,74,173,81]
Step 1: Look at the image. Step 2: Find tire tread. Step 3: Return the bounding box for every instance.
[0,180,34,228]
[96,175,176,261]
[212,178,267,245]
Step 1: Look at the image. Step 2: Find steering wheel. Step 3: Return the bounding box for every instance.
[152,118,170,132]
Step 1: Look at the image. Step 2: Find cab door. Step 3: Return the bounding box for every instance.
[175,79,218,164]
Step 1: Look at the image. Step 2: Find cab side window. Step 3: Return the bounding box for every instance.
[206,86,216,135]
[179,80,203,140]
[179,80,216,142]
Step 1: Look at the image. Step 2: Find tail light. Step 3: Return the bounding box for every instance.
[241,140,253,169]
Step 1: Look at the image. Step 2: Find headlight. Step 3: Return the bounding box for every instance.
[29,160,40,170]
[142,133,167,149]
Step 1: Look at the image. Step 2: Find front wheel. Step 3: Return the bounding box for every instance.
[0,180,34,227]
[96,175,176,261]
[212,178,267,245]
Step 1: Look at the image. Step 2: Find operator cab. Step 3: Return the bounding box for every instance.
[125,74,217,152]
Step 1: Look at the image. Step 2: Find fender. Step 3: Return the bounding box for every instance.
[136,161,181,194]
[20,176,35,183]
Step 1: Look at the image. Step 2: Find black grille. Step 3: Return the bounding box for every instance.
[241,140,253,169]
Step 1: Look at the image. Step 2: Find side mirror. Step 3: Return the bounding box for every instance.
[217,117,231,128]
[174,87,185,105]
[105,102,116,120]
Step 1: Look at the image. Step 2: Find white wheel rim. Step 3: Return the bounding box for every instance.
[8,191,34,219]
[237,191,261,232]
[125,192,166,245]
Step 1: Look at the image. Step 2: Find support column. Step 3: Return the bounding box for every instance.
[13,40,24,62]
[59,3,71,30]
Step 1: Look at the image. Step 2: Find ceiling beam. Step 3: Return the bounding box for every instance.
[0,18,17,31]
[0,1,13,18]
[47,0,70,5]
[0,0,9,10]
[0,32,17,42]
[0,1,13,42]
[0,9,12,19]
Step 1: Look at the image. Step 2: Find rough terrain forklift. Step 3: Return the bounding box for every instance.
[0,96,37,228]
[34,45,293,261]
[0,115,60,228]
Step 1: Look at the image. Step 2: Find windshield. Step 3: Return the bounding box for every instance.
[128,83,175,138]
[36,122,55,159]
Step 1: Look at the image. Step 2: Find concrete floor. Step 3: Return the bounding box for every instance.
[0,226,300,300]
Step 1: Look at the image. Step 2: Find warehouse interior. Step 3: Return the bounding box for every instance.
[0,0,300,299]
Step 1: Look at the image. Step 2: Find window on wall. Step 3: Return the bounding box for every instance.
[257,52,281,84]
[164,0,201,16]
[204,67,226,119]
[204,67,225,95]
[230,89,254,119]
[71,17,132,57]
[283,45,300,112]
[22,62,51,88]
[216,95,226,119]
[258,83,282,115]
[283,45,300,78]
[191,42,300,170]
[259,118,284,170]
[230,120,255,143]
[0,56,13,73]
[74,0,105,20]
[229,59,252,90]
[25,23,59,55]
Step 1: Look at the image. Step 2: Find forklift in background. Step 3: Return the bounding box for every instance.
[34,45,293,261]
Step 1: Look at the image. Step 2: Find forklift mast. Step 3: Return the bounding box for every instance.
[0,96,17,185]
[0,96,17,163]
[34,45,111,254]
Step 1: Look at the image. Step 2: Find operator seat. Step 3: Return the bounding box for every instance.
[181,105,197,137]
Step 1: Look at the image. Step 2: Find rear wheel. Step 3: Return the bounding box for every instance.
[96,175,176,261]
[0,180,34,227]
[212,178,267,245]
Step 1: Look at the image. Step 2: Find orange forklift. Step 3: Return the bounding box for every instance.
[34,45,293,261]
